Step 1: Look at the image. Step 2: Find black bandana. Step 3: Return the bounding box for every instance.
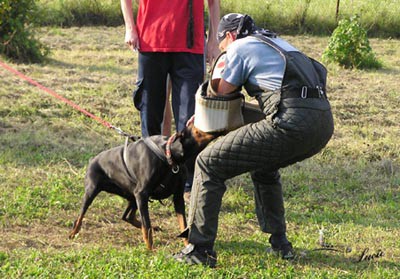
[217,13,256,43]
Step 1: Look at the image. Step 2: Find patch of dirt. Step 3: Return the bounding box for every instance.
[0,209,188,253]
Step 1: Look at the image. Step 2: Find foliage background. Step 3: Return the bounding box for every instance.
[34,0,400,38]
[0,0,399,278]
[0,0,48,62]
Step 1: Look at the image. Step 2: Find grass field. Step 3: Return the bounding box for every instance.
[35,0,400,38]
[0,26,399,278]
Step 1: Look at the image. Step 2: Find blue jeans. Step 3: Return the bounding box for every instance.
[133,52,204,137]
[133,52,203,191]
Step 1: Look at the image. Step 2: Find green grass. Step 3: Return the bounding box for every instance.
[1,26,399,278]
[35,0,400,38]
[220,0,400,37]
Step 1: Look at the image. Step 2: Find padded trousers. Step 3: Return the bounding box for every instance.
[187,98,334,247]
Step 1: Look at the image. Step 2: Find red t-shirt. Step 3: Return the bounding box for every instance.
[136,0,205,54]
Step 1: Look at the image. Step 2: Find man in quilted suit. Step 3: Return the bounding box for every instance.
[174,13,334,267]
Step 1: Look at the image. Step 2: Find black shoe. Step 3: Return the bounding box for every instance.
[267,235,295,260]
[173,244,217,268]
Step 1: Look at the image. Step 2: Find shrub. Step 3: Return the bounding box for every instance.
[0,0,49,63]
[322,15,382,69]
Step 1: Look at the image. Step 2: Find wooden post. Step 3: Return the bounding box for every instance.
[336,0,340,22]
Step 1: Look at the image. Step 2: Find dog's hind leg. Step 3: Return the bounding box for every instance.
[69,182,100,239]
[122,200,142,229]
[122,201,163,232]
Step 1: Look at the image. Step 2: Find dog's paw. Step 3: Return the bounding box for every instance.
[68,232,78,240]
[152,226,162,232]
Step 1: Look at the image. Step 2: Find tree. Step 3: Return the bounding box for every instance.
[0,0,48,63]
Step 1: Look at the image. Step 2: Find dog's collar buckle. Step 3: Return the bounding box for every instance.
[172,165,179,174]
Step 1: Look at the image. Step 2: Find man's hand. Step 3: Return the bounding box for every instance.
[206,0,220,65]
[206,40,220,65]
[125,28,140,52]
[186,115,195,127]
[121,0,139,52]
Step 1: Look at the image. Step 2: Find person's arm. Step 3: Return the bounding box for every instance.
[121,0,140,51]
[217,79,239,95]
[211,52,239,95]
[206,0,220,64]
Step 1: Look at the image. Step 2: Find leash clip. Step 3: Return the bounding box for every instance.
[112,125,132,137]
[112,125,140,141]
[301,86,308,99]
[112,125,124,135]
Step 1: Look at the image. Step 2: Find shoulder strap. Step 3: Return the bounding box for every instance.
[251,34,287,57]
[210,51,227,75]
[122,137,138,182]
[251,34,327,90]
[143,137,169,165]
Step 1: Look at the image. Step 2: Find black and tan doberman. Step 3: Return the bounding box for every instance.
[69,123,217,250]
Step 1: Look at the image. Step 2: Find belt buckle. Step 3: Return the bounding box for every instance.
[301,86,308,99]
[316,85,325,98]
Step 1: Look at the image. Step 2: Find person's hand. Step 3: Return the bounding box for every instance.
[186,115,195,127]
[206,40,220,65]
[125,28,140,52]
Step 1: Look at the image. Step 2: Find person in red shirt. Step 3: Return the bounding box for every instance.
[121,0,220,198]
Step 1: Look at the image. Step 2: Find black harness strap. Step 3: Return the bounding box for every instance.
[143,137,169,165]
[123,137,173,205]
[143,136,180,174]
[122,137,138,182]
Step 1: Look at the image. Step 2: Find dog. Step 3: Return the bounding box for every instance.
[69,123,217,250]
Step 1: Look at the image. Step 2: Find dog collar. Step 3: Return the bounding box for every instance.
[166,133,180,174]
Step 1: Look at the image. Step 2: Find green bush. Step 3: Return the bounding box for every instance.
[0,0,49,63]
[322,15,382,69]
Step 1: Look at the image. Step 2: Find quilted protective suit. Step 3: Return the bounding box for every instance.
[187,34,334,248]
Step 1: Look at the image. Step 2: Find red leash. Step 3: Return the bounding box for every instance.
[0,60,137,138]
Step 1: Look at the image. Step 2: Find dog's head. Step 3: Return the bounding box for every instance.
[170,123,222,163]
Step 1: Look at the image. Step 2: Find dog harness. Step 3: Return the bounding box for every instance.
[122,137,138,182]
[142,136,180,174]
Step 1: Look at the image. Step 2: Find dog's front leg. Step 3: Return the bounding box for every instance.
[173,192,188,246]
[135,192,153,250]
